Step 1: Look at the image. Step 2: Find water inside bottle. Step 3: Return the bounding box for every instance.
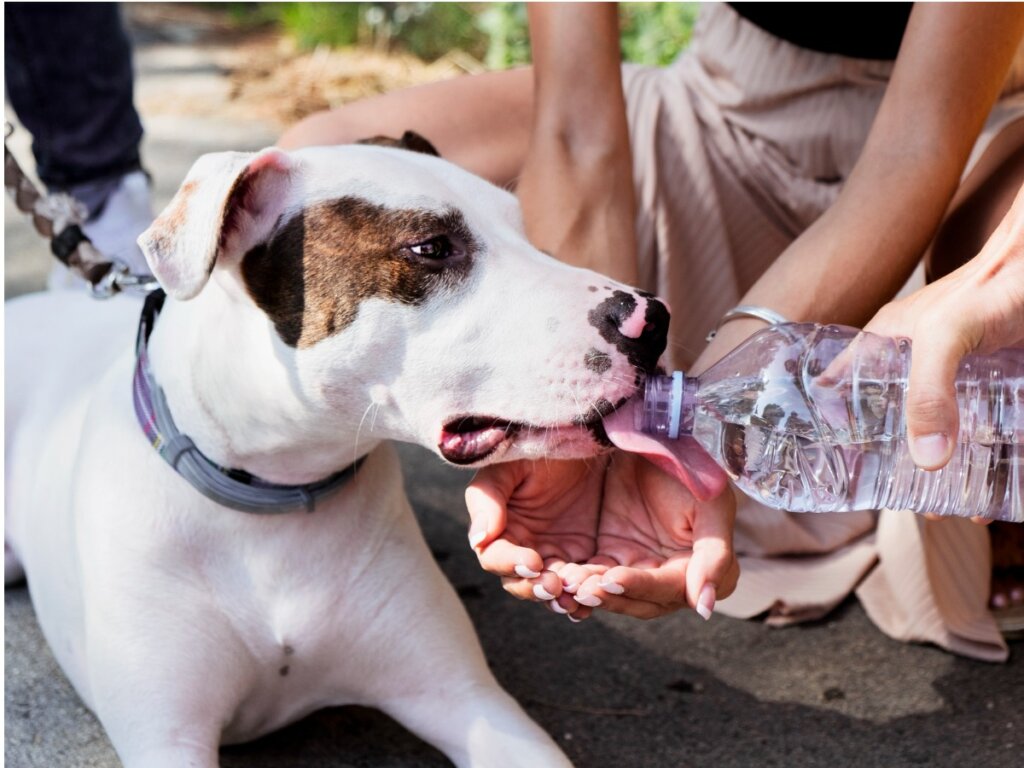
[691,374,1022,521]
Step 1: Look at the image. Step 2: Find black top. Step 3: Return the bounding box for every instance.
[729,3,913,60]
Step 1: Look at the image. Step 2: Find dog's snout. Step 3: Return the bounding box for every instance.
[588,290,670,371]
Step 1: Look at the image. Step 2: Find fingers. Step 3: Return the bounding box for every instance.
[554,561,605,594]
[500,569,563,602]
[465,464,524,550]
[476,536,546,580]
[500,565,594,621]
[466,464,550,581]
[685,490,739,616]
[566,565,687,619]
[903,329,969,470]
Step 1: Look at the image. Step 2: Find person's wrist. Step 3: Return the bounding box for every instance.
[691,318,774,374]
[705,305,789,343]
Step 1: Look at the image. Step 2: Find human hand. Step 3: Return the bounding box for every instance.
[864,183,1024,471]
[465,452,738,621]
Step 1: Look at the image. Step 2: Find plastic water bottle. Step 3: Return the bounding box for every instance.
[630,323,1023,521]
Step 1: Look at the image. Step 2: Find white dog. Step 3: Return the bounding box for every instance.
[5,136,669,767]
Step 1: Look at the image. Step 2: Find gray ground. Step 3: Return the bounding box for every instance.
[5,13,1023,768]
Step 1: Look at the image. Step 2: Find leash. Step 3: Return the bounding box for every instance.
[4,122,158,298]
[133,289,367,514]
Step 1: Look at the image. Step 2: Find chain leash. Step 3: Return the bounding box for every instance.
[4,123,158,297]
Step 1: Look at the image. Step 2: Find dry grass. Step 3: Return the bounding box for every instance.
[127,3,478,128]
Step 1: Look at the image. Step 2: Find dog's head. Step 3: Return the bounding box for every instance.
[139,138,669,467]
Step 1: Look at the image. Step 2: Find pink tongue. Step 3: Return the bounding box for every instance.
[603,403,728,501]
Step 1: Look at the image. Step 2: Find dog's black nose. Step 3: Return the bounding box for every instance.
[588,290,670,371]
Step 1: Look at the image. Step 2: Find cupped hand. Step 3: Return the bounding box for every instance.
[465,451,738,621]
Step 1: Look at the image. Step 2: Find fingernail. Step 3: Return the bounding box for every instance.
[696,584,716,621]
[533,584,556,601]
[563,581,579,594]
[515,564,541,579]
[568,614,583,623]
[468,530,486,549]
[550,602,569,615]
[911,433,950,468]
[575,593,602,607]
[599,577,624,595]
[992,593,1008,609]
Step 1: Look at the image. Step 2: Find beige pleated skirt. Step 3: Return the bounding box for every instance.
[622,4,1024,661]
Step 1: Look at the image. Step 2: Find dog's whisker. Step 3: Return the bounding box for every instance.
[352,400,381,466]
[665,337,703,362]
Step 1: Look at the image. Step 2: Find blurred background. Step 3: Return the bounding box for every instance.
[128,1,697,126]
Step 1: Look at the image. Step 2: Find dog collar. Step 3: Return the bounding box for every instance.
[132,289,365,514]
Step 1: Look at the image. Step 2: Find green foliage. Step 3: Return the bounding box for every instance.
[241,2,698,68]
[277,2,362,48]
[393,3,487,62]
[476,3,530,69]
[620,3,698,66]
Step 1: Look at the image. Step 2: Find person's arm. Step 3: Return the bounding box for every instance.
[865,182,1024,469]
[464,5,737,622]
[694,4,1024,373]
[517,2,638,284]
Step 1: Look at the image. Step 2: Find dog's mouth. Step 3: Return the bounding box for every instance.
[439,416,522,465]
[438,400,624,466]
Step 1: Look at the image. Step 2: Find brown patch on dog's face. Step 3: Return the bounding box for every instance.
[241,197,477,348]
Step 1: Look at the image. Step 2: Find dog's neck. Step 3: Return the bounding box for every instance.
[145,283,379,485]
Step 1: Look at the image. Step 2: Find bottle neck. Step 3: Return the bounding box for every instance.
[638,372,697,439]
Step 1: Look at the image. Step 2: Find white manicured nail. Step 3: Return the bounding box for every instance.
[696,584,716,621]
[550,602,569,615]
[599,577,625,595]
[533,584,556,601]
[563,581,579,594]
[468,531,486,548]
[575,593,602,607]
[568,614,583,623]
[515,564,541,579]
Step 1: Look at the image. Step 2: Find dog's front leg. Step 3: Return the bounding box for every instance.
[352,499,573,768]
[115,739,221,768]
[87,628,236,768]
[383,681,574,768]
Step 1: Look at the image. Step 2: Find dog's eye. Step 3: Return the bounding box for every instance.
[408,236,453,260]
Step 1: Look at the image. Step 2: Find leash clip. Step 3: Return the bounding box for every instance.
[90,261,161,299]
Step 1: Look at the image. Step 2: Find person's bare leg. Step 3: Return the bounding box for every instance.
[277,67,534,189]
[927,117,1024,617]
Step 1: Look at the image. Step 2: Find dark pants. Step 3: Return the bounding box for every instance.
[5,3,144,195]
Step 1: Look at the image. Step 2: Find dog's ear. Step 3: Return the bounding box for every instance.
[138,148,295,300]
[356,130,441,157]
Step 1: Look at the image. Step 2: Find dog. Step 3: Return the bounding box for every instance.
[5,134,669,767]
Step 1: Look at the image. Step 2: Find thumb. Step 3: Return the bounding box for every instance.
[685,490,737,620]
[465,463,524,550]
[906,331,969,470]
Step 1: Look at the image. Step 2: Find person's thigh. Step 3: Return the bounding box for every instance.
[277,67,535,189]
[928,117,1024,279]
